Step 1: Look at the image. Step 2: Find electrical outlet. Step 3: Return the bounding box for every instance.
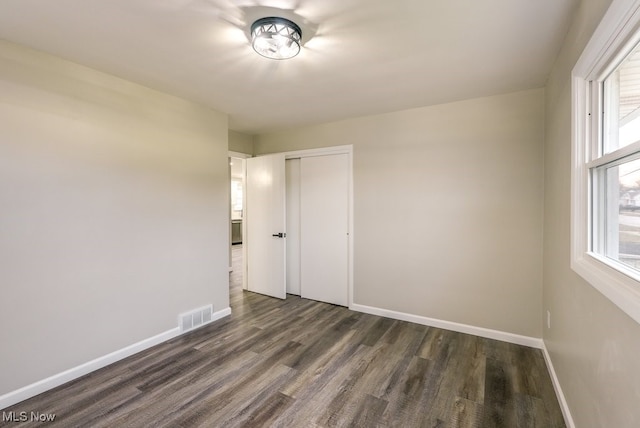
[547,310,551,329]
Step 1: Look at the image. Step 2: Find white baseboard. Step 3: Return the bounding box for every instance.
[0,306,232,411]
[541,342,575,428]
[211,307,232,322]
[349,303,544,349]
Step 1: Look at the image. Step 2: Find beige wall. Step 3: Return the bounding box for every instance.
[228,130,254,155]
[0,41,229,396]
[256,89,545,338]
[544,0,640,426]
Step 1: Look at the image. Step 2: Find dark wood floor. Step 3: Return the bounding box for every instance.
[1,245,565,427]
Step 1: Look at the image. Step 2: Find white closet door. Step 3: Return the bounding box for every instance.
[301,154,349,306]
[285,159,301,295]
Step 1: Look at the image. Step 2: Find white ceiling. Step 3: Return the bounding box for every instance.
[0,0,579,134]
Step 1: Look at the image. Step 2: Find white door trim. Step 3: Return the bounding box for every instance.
[228,151,252,159]
[282,145,352,159]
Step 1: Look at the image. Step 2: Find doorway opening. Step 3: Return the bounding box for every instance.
[244,146,353,307]
[229,153,248,307]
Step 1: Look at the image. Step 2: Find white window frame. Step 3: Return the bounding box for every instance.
[572,0,640,324]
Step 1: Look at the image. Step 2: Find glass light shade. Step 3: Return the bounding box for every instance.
[251,17,302,60]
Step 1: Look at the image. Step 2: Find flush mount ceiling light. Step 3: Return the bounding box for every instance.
[251,17,302,60]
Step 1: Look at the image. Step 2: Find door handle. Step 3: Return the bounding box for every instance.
[272,233,286,238]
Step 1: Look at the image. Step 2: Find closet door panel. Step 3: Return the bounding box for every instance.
[300,154,349,306]
[285,159,301,295]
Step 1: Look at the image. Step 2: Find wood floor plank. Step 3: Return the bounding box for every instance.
[180,363,294,427]
[514,393,551,428]
[457,336,486,404]
[273,344,370,426]
[279,329,360,398]
[415,334,486,426]
[360,317,396,347]
[281,313,360,372]
[0,245,566,428]
[366,329,426,400]
[349,394,389,428]
[449,397,484,428]
[315,347,385,427]
[240,391,295,428]
[483,357,518,428]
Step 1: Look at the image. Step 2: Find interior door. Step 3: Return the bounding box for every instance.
[246,154,286,299]
[300,154,349,306]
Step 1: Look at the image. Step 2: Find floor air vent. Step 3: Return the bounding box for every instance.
[179,304,214,333]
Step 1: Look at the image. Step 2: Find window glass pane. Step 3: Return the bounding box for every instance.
[604,43,640,153]
[603,158,640,270]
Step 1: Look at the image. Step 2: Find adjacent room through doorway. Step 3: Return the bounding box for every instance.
[229,154,247,300]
